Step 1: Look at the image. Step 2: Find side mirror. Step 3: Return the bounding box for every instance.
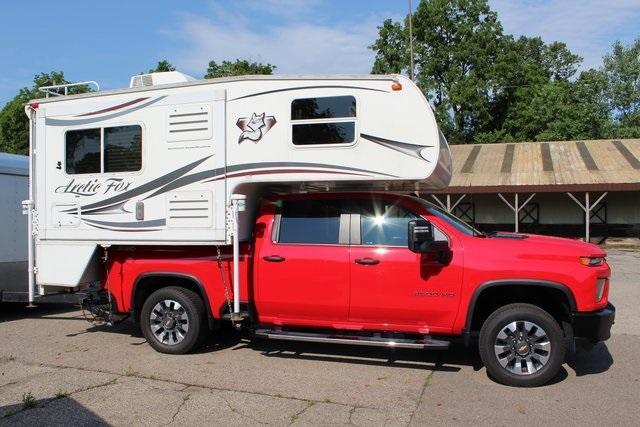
[408,219,434,253]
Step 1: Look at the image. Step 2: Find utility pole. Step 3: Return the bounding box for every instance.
[408,0,415,81]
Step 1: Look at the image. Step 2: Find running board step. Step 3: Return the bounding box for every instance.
[253,328,450,350]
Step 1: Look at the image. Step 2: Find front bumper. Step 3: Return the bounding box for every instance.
[571,303,615,344]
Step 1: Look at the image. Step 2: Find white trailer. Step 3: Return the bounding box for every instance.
[0,152,28,301]
[24,72,452,308]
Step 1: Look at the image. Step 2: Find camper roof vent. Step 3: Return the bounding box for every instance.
[129,71,197,88]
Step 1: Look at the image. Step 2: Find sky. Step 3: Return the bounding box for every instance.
[0,0,639,105]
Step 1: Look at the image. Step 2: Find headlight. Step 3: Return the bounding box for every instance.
[596,278,607,302]
[580,256,605,266]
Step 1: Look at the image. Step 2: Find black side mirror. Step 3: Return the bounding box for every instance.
[408,219,434,253]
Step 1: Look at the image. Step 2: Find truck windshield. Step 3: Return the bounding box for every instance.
[412,197,482,237]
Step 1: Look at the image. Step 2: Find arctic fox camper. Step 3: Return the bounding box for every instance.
[24,72,615,387]
[25,72,451,298]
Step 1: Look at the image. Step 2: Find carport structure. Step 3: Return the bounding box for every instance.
[426,139,640,241]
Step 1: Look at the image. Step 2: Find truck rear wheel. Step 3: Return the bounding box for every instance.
[479,303,565,387]
[140,286,206,354]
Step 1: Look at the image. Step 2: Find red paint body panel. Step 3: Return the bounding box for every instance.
[103,193,611,337]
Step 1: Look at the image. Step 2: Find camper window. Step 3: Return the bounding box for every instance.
[104,126,142,173]
[291,96,356,146]
[65,125,142,174]
[66,128,101,174]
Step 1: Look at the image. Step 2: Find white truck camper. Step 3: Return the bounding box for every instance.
[24,72,452,313]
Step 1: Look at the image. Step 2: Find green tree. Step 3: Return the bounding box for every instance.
[204,59,275,79]
[602,38,640,137]
[0,72,90,155]
[148,60,176,73]
[370,19,408,75]
[371,0,505,143]
[370,1,615,144]
[477,36,607,142]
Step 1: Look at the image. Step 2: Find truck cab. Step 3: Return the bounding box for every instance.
[97,192,615,387]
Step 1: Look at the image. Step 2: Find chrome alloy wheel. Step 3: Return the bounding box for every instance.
[149,299,189,346]
[494,321,551,375]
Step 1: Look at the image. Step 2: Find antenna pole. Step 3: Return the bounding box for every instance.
[408,0,415,81]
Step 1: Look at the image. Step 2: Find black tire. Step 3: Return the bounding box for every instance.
[479,303,565,387]
[140,286,206,354]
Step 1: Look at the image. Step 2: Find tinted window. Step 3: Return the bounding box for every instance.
[66,128,100,174]
[359,201,418,246]
[104,125,142,172]
[292,122,355,146]
[278,200,342,244]
[291,96,356,120]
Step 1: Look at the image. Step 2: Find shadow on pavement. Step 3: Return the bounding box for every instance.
[566,342,614,376]
[235,336,483,373]
[0,395,109,425]
[0,303,81,323]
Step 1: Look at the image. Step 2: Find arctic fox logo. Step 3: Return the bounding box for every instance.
[236,112,277,143]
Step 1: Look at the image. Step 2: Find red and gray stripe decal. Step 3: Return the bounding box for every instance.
[76,97,150,117]
[45,96,167,126]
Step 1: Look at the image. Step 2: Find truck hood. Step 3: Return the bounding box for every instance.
[483,232,606,258]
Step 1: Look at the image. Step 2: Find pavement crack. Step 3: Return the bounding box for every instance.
[288,401,315,425]
[0,375,121,421]
[408,371,434,426]
[2,357,380,412]
[222,395,269,425]
[162,392,190,426]
[347,405,357,425]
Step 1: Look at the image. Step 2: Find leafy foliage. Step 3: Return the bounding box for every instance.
[0,72,90,155]
[603,38,640,137]
[148,60,176,73]
[204,59,275,79]
[370,0,637,143]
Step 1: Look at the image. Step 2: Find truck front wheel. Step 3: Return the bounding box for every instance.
[140,286,206,354]
[479,303,565,387]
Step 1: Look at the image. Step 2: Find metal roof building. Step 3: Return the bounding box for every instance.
[425,139,640,241]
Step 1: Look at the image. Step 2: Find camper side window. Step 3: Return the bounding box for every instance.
[291,96,356,146]
[66,129,101,174]
[65,125,142,174]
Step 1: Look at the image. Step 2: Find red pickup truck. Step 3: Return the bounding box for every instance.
[90,192,615,387]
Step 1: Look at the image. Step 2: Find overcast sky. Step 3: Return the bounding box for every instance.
[1,0,638,105]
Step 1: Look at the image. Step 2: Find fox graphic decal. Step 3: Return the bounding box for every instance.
[236,112,276,143]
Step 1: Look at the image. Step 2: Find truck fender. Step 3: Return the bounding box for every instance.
[130,272,215,327]
[462,279,577,346]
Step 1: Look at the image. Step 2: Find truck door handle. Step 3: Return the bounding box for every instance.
[355,258,379,265]
[263,255,285,262]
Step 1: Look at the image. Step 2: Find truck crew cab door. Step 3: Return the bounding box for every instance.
[348,199,463,334]
[256,199,350,325]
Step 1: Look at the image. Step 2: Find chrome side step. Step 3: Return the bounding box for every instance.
[253,328,450,350]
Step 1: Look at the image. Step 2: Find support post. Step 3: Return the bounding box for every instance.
[498,193,536,233]
[430,194,447,210]
[566,192,608,242]
[230,194,246,315]
[23,106,37,307]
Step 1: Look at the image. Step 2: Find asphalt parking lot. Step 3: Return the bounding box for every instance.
[0,249,638,426]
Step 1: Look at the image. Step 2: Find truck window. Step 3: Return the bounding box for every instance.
[277,200,342,245]
[291,96,356,146]
[65,128,101,174]
[359,200,418,246]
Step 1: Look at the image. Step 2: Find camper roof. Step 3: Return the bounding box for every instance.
[29,74,402,104]
[0,152,28,176]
